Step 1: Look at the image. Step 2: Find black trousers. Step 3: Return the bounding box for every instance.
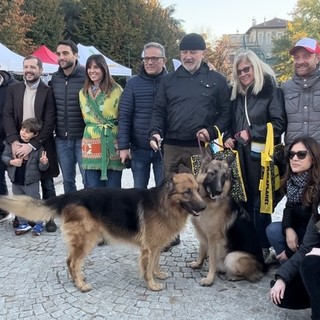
[301,255,320,320]
[0,153,8,216]
[271,255,320,319]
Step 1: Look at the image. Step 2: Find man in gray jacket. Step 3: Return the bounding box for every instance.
[283,37,320,145]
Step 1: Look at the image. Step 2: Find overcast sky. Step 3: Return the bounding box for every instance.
[160,0,297,37]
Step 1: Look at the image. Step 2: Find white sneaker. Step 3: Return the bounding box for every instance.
[0,212,14,222]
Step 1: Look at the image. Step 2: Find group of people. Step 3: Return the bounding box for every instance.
[147,34,320,319]
[0,33,319,318]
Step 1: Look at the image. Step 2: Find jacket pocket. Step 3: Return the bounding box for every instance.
[312,90,320,111]
[284,92,300,113]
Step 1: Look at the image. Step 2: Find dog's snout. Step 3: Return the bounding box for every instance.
[199,202,206,211]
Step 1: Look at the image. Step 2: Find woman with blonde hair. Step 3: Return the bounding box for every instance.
[224,49,287,262]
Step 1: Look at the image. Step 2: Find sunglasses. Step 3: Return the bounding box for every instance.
[287,150,309,160]
[237,65,251,76]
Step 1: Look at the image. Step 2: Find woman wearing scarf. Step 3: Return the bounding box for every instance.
[266,136,320,264]
[269,136,320,319]
[79,54,123,188]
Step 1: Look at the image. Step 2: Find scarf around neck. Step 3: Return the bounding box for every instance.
[286,171,310,203]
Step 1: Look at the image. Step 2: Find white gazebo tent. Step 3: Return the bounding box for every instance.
[77,43,132,77]
[0,42,58,74]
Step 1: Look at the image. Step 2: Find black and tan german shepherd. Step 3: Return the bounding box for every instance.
[0,173,206,292]
[189,155,265,286]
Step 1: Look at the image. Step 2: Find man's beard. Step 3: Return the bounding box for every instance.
[60,60,75,70]
[24,74,40,84]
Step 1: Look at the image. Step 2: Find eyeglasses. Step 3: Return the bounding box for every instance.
[143,57,164,63]
[237,65,252,76]
[287,150,309,160]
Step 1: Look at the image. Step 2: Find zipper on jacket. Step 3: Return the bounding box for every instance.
[64,78,69,138]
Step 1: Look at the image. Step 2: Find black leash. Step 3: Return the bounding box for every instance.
[150,136,167,178]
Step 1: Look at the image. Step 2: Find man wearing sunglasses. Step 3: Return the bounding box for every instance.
[283,37,320,145]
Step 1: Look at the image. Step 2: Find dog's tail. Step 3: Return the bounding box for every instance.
[0,195,56,222]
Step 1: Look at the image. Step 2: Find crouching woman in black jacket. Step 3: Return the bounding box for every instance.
[270,205,320,319]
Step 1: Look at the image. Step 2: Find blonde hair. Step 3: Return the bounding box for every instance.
[230,49,277,100]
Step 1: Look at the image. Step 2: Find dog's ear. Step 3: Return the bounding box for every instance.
[163,174,176,195]
[178,164,191,174]
[200,146,213,165]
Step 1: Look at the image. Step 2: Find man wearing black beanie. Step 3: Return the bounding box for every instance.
[149,33,231,249]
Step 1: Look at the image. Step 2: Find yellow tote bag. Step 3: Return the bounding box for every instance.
[259,123,282,214]
[212,126,247,203]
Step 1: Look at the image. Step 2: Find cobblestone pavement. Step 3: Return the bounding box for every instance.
[0,169,311,319]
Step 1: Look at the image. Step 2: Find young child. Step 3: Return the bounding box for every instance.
[2,118,49,236]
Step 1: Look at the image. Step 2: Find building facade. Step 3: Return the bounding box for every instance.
[228,17,288,65]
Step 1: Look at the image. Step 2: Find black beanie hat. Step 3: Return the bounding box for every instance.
[179,33,206,51]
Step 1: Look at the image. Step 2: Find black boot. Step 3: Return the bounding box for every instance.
[46,219,57,232]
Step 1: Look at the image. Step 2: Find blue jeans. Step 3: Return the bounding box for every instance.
[41,177,56,199]
[85,169,122,188]
[131,148,163,188]
[266,221,306,255]
[55,137,85,193]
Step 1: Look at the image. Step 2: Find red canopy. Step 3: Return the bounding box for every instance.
[32,45,58,64]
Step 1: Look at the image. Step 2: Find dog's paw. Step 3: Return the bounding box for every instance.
[148,282,164,291]
[188,261,202,269]
[199,277,214,286]
[78,283,92,292]
[154,271,168,280]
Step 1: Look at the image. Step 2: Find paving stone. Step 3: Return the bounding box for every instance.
[0,171,312,319]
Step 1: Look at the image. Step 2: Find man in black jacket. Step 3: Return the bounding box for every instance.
[50,40,86,194]
[149,33,231,173]
[149,33,231,249]
[118,42,167,188]
[0,69,17,222]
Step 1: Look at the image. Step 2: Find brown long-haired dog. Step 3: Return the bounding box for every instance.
[0,173,205,292]
[189,156,265,286]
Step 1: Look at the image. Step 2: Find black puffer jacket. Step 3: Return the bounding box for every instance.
[149,62,231,145]
[50,61,85,139]
[118,66,167,150]
[0,71,17,151]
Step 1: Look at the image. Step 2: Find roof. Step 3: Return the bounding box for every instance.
[246,17,288,34]
[32,45,58,65]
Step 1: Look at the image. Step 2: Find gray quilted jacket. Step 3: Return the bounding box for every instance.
[2,141,49,185]
[282,69,320,145]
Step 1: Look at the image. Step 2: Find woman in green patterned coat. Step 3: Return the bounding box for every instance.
[79,54,123,188]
